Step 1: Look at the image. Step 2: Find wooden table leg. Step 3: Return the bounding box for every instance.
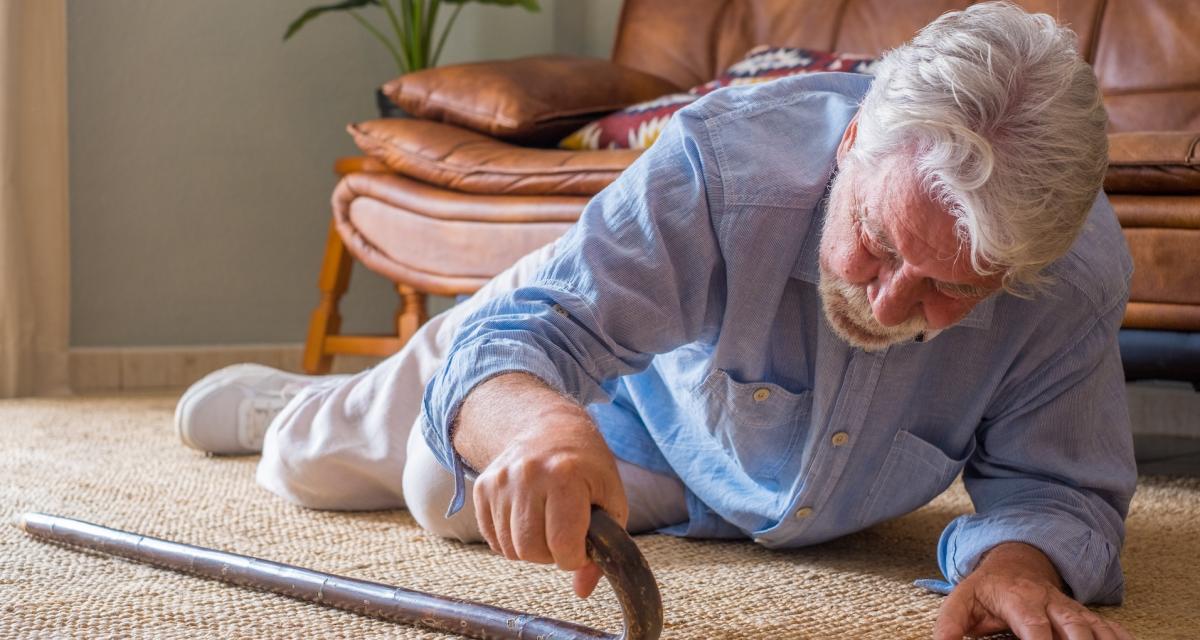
[303,221,353,374]
[395,284,429,347]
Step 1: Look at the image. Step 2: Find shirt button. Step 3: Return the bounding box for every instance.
[551,303,568,317]
[752,388,771,402]
[794,506,814,520]
[831,432,850,446]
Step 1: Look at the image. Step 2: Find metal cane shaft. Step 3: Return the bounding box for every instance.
[19,510,661,640]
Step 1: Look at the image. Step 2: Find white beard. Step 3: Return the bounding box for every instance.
[817,165,928,351]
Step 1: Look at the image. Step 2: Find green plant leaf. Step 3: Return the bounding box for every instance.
[284,0,382,40]
[442,0,540,12]
[431,0,466,67]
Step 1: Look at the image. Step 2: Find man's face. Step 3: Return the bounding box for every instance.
[818,150,1002,351]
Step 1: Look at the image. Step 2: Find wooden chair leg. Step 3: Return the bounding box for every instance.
[303,220,353,374]
[395,284,429,346]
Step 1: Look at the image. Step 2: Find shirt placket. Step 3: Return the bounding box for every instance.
[759,347,887,542]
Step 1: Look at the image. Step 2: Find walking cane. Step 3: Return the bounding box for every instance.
[19,508,661,640]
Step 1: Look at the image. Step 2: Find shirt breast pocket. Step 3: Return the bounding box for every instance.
[697,368,811,481]
[855,429,975,528]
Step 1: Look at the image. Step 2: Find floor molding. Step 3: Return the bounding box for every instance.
[1127,381,1200,438]
[69,344,383,393]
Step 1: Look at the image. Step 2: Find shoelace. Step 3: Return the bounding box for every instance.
[240,383,308,450]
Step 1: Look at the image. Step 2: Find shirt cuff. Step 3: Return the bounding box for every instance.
[421,338,569,518]
[913,578,953,596]
[937,509,1125,605]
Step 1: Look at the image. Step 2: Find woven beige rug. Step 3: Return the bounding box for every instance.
[1,395,1197,639]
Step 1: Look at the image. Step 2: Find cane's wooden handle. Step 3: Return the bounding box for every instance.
[586,508,664,640]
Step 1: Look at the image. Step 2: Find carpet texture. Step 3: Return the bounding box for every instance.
[1,395,1197,639]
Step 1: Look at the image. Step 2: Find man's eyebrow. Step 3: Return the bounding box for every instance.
[860,206,899,257]
[860,206,991,296]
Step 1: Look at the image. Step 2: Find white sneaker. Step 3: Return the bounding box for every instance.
[174,363,322,455]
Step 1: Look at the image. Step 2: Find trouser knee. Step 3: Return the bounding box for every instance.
[402,422,482,543]
[256,383,407,511]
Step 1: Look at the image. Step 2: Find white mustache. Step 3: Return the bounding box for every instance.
[818,270,927,351]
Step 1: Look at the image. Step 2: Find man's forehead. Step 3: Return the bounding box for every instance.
[863,161,996,286]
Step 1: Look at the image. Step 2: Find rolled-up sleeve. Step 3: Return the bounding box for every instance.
[421,109,728,515]
[938,293,1136,604]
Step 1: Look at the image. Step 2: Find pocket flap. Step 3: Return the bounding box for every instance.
[856,429,976,527]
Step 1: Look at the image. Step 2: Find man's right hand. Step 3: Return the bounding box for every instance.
[453,372,629,599]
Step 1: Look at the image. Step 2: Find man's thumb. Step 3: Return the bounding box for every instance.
[572,562,605,599]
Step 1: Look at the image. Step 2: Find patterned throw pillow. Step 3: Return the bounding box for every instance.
[559,46,878,151]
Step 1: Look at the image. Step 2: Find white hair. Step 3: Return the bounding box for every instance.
[851,1,1108,292]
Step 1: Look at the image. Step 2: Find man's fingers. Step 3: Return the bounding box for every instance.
[932,587,974,640]
[1047,604,1096,640]
[543,484,591,572]
[991,594,1054,640]
[510,495,553,564]
[1090,620,1121,640]
[1110,619,1135,640]
[1049,600,1119,640]
[489,495,518,560]
[473,483,499,555]
[572,562,604,599]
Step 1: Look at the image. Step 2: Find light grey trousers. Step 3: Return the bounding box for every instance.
[256,241,688,542]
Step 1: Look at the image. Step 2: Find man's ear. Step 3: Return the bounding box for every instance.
[836,117,858,163]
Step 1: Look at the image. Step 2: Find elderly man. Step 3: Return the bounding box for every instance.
[177,3,1135,638]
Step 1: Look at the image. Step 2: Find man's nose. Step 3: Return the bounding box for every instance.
[869,271,922,326]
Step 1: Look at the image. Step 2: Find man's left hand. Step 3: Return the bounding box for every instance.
[933,542,1132,640]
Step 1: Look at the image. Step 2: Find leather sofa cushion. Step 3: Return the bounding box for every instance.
[348,117,1197,199]
[380,55,680,145]
[609,1,1106,91]
[1112,194,1200,330]
[612,0,1199,132]
[1092,0,1200,132]
[1105,132,1200,194]
[347,119,641,196]
[331,172,583,295]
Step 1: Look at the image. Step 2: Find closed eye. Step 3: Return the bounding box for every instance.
[854,206,899,264]
[933,280,993,300]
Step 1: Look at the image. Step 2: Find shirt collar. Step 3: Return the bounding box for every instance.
[792,182,829,286]
[791,198,997,332]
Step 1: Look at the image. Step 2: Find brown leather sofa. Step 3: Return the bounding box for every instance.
[304,0,1200,384]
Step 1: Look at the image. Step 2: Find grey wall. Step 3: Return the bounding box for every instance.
[68,0,622,347]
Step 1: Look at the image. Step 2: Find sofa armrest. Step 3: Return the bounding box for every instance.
[1105,131,1200,194]
[380,55,680,145]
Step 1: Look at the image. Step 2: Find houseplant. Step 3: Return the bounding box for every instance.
[285,0,541,116]
[285,0,541,74]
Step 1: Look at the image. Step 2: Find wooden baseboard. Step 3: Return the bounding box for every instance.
[69,344,383,393]
[1127,381,1200,438]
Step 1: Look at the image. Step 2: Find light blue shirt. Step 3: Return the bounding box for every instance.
[422,73,1136,605]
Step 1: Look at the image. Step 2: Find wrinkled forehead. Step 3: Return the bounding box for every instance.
[858,155,996,284]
